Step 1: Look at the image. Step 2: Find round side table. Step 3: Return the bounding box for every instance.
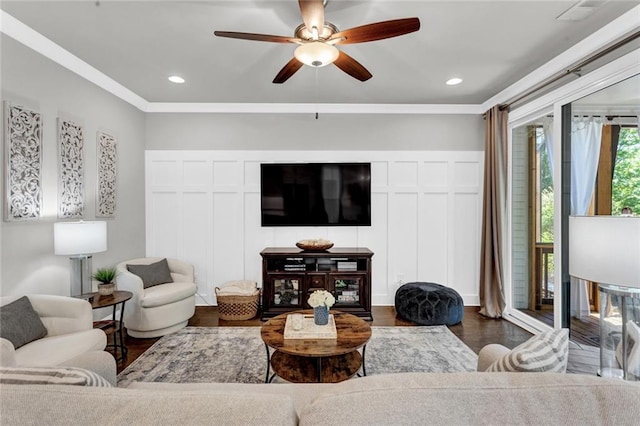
[81,290,132,363]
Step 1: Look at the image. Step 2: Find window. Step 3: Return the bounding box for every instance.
[612,127,640,215]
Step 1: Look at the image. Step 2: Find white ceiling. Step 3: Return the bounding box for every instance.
[1,0,639,105]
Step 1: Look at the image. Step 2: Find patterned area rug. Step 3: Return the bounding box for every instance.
[117,326,478,387]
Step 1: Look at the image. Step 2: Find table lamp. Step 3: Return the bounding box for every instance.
[54,221,107,297]
[569,215,640,381]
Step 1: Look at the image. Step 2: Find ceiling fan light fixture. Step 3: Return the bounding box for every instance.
[294,42,339,67]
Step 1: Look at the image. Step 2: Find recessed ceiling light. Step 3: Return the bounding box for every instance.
[446,78,463,86]
[168,75,185,84]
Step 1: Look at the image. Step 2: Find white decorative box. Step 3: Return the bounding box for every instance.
[284,314,337,339]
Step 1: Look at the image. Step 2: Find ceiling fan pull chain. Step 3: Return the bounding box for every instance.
[315,67,319,120]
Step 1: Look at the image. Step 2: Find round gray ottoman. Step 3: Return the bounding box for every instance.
[395,282,464,325]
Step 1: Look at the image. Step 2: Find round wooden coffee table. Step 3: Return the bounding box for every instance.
[261,310,371,383]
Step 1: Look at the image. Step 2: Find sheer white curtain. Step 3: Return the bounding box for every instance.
[570,116,603,318]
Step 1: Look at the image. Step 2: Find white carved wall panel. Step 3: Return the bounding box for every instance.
[146,151,483,306]
[96,131,117,218]
[57,119,84,219]
[4,103,43,221]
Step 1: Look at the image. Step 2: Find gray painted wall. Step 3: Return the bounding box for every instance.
[1,35,146,297]
[0,34,484,299]
[145,113,484,151]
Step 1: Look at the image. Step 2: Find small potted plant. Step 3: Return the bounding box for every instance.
[308,290,335,325]
[93,267,117,296]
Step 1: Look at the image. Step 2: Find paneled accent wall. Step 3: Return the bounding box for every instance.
[146,151,484,306]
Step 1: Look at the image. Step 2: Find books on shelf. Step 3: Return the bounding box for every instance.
[284,265,306,271]
[337,261,357,271]
[284,257,306,272]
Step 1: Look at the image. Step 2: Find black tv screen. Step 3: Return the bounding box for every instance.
[261,163,371,227]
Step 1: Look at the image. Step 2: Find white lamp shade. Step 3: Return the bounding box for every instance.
[294,42,339,67]
[569,216,640,288]
[54,221,107,255]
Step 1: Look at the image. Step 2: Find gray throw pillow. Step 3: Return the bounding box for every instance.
[127,258,174,289]
[0,366,112,387]
[0,296,48,349]
[486,328,569,373]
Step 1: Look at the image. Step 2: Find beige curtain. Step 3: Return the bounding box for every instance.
[479,106,508,318]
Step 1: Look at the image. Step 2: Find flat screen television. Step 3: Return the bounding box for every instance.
[261,163,371,227]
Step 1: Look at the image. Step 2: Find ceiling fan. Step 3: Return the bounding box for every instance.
[214,0,420,84]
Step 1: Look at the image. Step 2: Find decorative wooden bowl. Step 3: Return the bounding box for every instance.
[296,239,334,251]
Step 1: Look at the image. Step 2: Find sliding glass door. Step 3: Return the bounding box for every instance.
[508,113,557,331]
[557,74,640,345]
[505,49,639,334]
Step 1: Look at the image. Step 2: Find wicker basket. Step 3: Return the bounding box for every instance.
[215,287,260,321]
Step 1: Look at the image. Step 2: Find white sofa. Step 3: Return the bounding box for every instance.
[2,372,639,425]
[0,294,106,367]
[3,335,640,425]
[116,258,197,338]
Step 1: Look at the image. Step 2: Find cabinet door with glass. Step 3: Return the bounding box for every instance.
[271,276,302,307]
[332,275,365,307]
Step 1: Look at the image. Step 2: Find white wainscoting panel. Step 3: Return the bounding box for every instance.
[146,151,483,306]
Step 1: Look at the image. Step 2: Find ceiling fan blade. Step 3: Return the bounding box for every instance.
[298,0,325,33]
[273,58,304,84]
[331,17,420,45]
[333,51,372,82]
[214,31,298,44]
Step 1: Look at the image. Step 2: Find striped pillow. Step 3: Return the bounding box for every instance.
[486,328,569,373]
[0,366,112,387]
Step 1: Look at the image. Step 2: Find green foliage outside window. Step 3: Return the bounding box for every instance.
[539,139,554,243]
[538,127,639,245]
[612,128,640,215]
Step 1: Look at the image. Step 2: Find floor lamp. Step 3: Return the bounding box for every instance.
[569,215,640,381]
[54,221,107,297]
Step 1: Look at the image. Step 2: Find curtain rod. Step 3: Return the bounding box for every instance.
[546,114,638,119]
[579,115,637,119]
[499,30,640,111]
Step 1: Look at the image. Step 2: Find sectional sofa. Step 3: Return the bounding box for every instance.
[2,346,639,425]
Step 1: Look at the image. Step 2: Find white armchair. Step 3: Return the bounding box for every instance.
[0,295,107,367]
[116,257,197,338]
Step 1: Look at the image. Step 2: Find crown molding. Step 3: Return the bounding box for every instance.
[144,102,483,114]
[0,10,149,111]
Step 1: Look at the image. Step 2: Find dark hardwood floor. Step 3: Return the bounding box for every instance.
[116,306,533,373]
[520,309,600,347]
